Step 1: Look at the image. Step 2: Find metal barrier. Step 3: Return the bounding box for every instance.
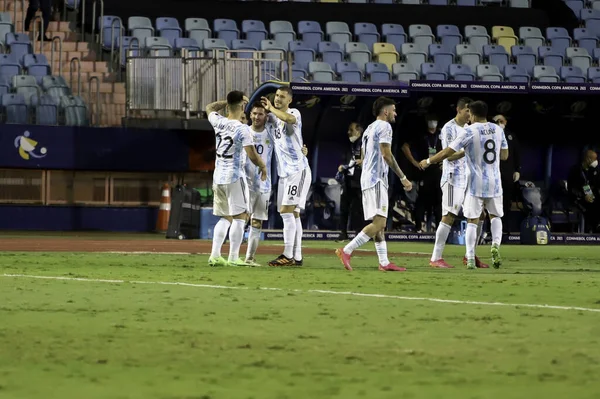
[126,56,185,111]
[31,15,44,53]
[126,51,288,117]
[50,36,63,75]
[69,57,81,96]
[88,76,100,127]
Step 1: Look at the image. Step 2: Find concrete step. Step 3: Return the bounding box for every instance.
[61,76,125,94]
[52,60,109,73]
[41,50,98,63]
[38,41,92,52]
[72,91,126,105]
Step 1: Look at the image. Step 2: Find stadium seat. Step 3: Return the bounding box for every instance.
[546,27,571,55]
[449,63,475,80]
[483,44,509,71]
[382,24,406,53]
[336,61,362,83]
[156,17,182,37]
[145,37,172,56]
[242,20,268,49]
[298,21,323,52]
[0,77,9,96]
[456,44,481,72]
[309,61,336,82]
[392,62,419,82]
[31,93,58,125]
[2,93,28,124]
[23,54,50,85]
[519,26,544,51]
[345,42,371,72]
[533,65,560,82]
[456,0,476,5]
[400,0,420,4]
[504,65,530,82]
[565,0,584,16]
[429,0,449,5]
[128,16,154,42]
[214,18,238,33]
[366,62,391,82]
[204,38,229,57]
[560,66,585,83]
[99,16,122,50]
[175,38,201,55]
[231,39,257,58]
[42,76,70,100]
[421,62,447,80]
[511,45,536,75]
[437,24,462,49]
[373,0,393,3]
[409,24,435,50]
[538,46,564,73]
[283,61,307,82]
[476,64,503,81]
[6,33,32,62]
[319,41,344,70]
[292,45,316,71]
[373,42,399,71]
[326,22,352,48]
[0,54,21,81]
[60,95,88,126]
[587,66,600,83]
[594,48,600,64]
[509,0,529,7]
[593,0,600,11]
[12,75,39,97]
[354,22,380,51]
[185,18,211,35]
[189,30,210,48]
[573,28,598,57]
[270,21,296,49]
[566,47,592,73]
[402,43,427,72]
[429,44,454,73]
[579,9,600,22]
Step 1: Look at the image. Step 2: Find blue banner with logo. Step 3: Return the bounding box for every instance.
[0,125,192,171]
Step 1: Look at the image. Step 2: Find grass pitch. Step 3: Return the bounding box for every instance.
[1,241,600,399]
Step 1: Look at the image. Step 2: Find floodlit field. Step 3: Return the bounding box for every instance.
[1,236,600,399]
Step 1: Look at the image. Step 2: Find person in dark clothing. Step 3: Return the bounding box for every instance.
[567,149,600,233]
[337,122,365,241]
[24,0,52,41]
[401,114,443,232]
[493,114,521,232]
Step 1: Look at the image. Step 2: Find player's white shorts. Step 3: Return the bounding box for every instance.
[277,167,312,212]
[249,190,270,221]
[441,182,466,216]
[463,193,504,219]
[212,178,249,217]
[362,181,388,221]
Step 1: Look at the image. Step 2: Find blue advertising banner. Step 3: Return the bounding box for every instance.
[0,125,191,171]
[290,81,410,97]
[263,231,600,245]
[409,80,528,93]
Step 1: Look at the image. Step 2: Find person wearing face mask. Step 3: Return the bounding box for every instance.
[401,114,443,232]
[567,149,600,233]
[493,114,521,231]
[337,122,365,241]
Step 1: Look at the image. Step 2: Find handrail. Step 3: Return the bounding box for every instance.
[119,36,138,81]
[108,17,122,71]
[14,0,24,32]
[49,36,63,75]
[88,76,100,127]
[69,57,81,96]
[31,15,44,53]
[91,0,104,45]
[79,0,85,43]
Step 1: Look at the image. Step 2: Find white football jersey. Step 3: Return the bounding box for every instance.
[360,119,393,190]
[208,112,253,185]
[244,128,274,193]
[449,121,508,198]
[267,108,309,178]
[440,118,468,189]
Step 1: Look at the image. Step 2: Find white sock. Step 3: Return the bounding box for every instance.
[375,241,389,266]
[490,217,503,246]
[245,226,261,260]
[281,213,296,258]
[227,218,246,262]
[476,219,484,245]
[210,218,231,258]
[431,221,451,262]
[343,231,371,254]
[294,217,303,261]
[465,222,477,260]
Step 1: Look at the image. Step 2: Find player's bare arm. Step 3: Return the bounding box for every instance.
[205,100,227,114]
[244,145,268,181]
[401,142,423,170]
[420,147,456,169]
[381,143,412,191]
[500,148,509,161]
[447,149,465,161]
[260,96,297,125]
[302,145,308,157]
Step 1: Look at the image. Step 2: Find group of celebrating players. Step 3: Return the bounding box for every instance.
[207,86,509,271]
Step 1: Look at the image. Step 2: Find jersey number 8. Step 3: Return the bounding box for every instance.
[483,139,496,165]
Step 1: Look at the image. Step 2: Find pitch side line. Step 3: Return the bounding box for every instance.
[2,273,599,314]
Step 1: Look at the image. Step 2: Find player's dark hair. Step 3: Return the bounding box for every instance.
[349,122,364,133]
[457,97,473,110]
[226,90,244,107]
[251,101,265,111]
[277,85,293,97]
[372,97,395,117]
[468,100,488,119]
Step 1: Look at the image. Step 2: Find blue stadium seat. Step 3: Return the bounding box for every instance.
[298,21,323,52]
[242,20,268,49]
[382,24,406,53]
[354,22,380,51]
[436,24,462,50]
[31,93,58,125]
[409,24,435,50]
[504,65,530,82]
[533,65,559,82]
[128,16,154,42]
[214,18,238,33]
[231,39,257,58]
[580,9,600,23]
[392,62,419,82]
[175,38,201,55]
[366,62,391,82]
[519,26,544,51]
[456,0,477,6]
[483,45,509,71]
[145,36,172,56]
[429,0,449,4]
[42,76,70,100]
[282,61,307,82]
[538,46,564,72]
[156,17,182,36]
[319,41,344,70]
[60,95,89,126]
[309,61,336,83]
[476,64,503,81]
[336,61,362,83]
[511,45,536,75]
[23,54,50,85]
[456,43,481,72]
[345,42,371,72]
[546,27,571,55]
[2,93,28,123]
[449,63,475,81]
[566,47,592,73]
[421,62,447,80]
[587,66,600,83]
[573,28,598,58]
[6,33,32,63]
[428,44,454,73]
[0,53,21,81]
[99,16,122,51]
[270,21,296,49]
[565,0,583,16]
[560,66,585,83]
[292,44,316,71]
[326,22,352,48]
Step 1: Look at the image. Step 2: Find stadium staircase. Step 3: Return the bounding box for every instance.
[1,0,125,126]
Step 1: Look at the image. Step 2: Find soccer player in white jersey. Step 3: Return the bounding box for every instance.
[335,97,413,272]
[428,97,489,269]
[260,86,312,267]
[420,100,508,269]
[205,91,268,267]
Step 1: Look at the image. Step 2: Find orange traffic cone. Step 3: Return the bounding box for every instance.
[156,183,171,234]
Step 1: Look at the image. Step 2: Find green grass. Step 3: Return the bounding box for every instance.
[1,241,600,399]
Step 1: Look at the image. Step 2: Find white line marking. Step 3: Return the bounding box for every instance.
[3,273,598,314]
